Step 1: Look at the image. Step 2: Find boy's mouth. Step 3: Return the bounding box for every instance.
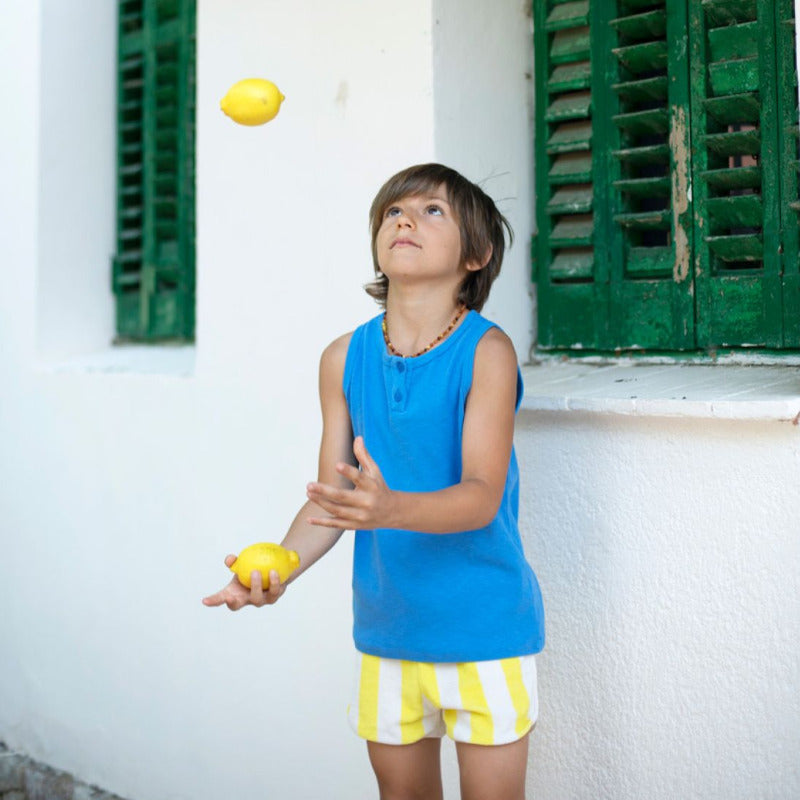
[391,238,421,249]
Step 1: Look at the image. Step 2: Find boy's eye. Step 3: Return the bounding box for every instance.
[385,206,402,218]
[425,205,443,216]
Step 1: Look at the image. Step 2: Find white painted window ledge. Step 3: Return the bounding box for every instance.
[520,361,800,422]
[35,345,195,377]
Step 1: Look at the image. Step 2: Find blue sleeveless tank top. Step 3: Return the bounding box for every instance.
[343,310,545,662]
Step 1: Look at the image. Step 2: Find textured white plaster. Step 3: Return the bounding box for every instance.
[518,412,800,800]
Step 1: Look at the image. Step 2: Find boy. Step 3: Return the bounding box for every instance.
[204,163,545,800]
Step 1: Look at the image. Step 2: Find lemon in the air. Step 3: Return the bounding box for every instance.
[220,78,285,126]
[230,542,300,588]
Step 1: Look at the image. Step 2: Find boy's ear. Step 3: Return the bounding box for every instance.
[465,244,493,272]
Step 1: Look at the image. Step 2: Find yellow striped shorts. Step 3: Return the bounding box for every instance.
[348,651,538,746]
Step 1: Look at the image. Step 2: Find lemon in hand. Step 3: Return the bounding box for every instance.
[220,78,285,126]
[230,542,300,588]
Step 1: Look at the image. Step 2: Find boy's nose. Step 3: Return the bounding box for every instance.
[395,213,413,228]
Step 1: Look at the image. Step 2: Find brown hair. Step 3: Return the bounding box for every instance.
[365,163,513,311]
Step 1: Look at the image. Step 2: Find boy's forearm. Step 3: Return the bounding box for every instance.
[387,479,500,534]
[281,500,344,582]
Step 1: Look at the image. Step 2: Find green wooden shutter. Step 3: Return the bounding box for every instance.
[607,0,695,350]
[113,0,196,342]
[533,0,609,350]
[534,0,800,354]
[689,0,788,348]
[534,0,696,352]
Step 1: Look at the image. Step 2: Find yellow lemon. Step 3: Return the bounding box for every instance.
[230,542,300,588]
[220,78,285,126]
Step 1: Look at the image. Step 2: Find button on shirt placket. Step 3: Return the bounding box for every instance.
[390,358,409,411]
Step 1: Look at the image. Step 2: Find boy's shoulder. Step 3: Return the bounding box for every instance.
[473,322,518,382]
[321,313,383,363]
[321,330,354,367]
[474,318,515,357]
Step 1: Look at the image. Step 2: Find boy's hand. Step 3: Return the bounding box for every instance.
[306,436,397,531]
[202,554,286,610]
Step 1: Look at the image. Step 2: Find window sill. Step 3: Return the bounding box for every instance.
[35,345,195,377]
[519,361,800,422]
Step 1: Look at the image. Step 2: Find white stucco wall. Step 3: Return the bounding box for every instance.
[518,410,800,799]
[35,0,116,361]
[2,2,436,798]
[431,0,536,357]
[1,1,799,800]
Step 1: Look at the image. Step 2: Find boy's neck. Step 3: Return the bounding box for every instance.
[383,287,467,356]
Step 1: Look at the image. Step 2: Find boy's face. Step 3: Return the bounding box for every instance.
[375,184,479,289]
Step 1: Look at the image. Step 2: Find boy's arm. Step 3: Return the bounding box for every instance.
[202,334,355,609]
[306,327,518,534]
[279,332,356,574]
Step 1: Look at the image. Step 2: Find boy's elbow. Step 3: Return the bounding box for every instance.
[478,505,501,529]
[471,481,503,528]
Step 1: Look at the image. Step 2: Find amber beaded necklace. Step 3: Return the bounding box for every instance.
[381,305,467,358]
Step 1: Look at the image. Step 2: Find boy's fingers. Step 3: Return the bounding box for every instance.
[353,436,375,470]
[336,462,362,485]
[354,437,384,482]
[309,515,352,529]
[202,579,239,607]
[224,554,237,567]
[309,483,352,508]
[268,570,281,594]
[250,569,265,603]
[202,592,222,606]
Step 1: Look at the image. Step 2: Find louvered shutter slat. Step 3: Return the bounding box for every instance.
[613,211,671,230]
[706,234,763,261]
[612,41,668,72]
[550,250,594,279]
[704,92,761,124]
[708,21,757,60]
[613,177,671,196]
[609,10,666,38]
[549,152,593,184]
[702,0,758,27]
[701,166,761,190]
[706,194,763,228]
[547,185,593,215]
[547,120,592,153]
[709,57,759,94]
[550,27,590,63]
[704,128,761,156]
[612,76,668,103]
[613,144,670,165]
[550,215,594,247]
[625,247,673,276]
[613,108,670,135]
[546,91,591,122]
[548,62,591,92]
[545,1,589,31]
